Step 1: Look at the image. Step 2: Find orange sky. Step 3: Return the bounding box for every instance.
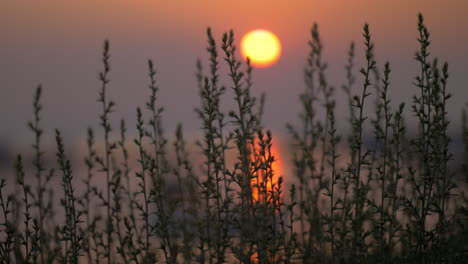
[4,1,467,45]
[1,0,468,144]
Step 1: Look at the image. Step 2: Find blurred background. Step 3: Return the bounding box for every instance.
[1,0,468,173]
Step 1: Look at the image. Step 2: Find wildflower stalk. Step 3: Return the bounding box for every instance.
[16,155,34,261]
[287,23,324,259]
[373,62,392,257]
[0,178,15,264]
[436,62,452,233]
[134,107,151,257]
[388,103,405,253]
[339,41,356,259]
[351,23,375,257]
[173,124,197,263]
[279,184,297,263]
[82,127,96,263]
[27,85,48,263]
[146,59,175,262]
[55,129,83,264]
[96,39,115,264]
[206,28,229,263]
[343,42,357,149]
[221,30,257,259]
[310,23,334,185]
[325,111,340,262]
[110,142,125,263]
[409,14,437,257]
[222,30,252,199]
[115,120,131,262]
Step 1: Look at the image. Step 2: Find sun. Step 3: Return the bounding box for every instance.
[241,29,281,68]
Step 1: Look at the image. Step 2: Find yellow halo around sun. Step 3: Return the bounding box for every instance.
[241,29,281,68]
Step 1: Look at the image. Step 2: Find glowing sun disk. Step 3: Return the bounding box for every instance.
[241,29,281,68]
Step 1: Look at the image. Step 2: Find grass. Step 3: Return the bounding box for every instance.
[1,13,467,263]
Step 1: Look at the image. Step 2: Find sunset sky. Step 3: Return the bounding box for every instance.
[2,0,468,149]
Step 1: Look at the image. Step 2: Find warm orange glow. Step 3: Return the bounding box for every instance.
[241,29,281,68]
[250,251,280,263]
[250,137,283,202]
